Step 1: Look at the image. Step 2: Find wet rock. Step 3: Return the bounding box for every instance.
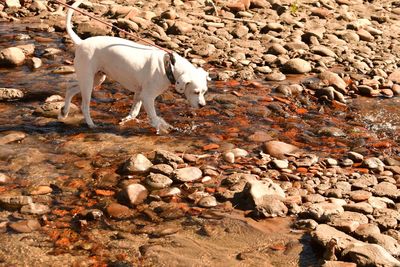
[9,219,41,233]
[123,154,153,174]
[263,140,299,159]
[52,66,75,74]
[0,196,32,210]
[20,203,50,215]
[16,44,35,56]
[153,150,184,165]
[82,209,104,221]
[35,101,78,118]
[264,71,286,81]
[106,203,134,219]
[124,184,148,206]
[173,167,202,182]
[315,87,346,103]
[145,173,173,189]
[198,195,217,208]
[247,131,273,142]
[29,57,42,69]
[282,58,312,74]
[0,131,26,145]
[342,243,400,267]
[318,71,347,92]
[0,47,25,66]
[318,127,346,137]
[28,185,52,195]
[0,88,24,101]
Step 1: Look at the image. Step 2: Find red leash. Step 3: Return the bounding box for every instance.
[50,0,172,53]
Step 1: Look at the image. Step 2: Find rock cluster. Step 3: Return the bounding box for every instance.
[1,0,400,103]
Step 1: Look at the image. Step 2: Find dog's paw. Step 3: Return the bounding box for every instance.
[153,118,173,135]
[119,115,139,125]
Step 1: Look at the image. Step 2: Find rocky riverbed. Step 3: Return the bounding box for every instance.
[1,0,400,266]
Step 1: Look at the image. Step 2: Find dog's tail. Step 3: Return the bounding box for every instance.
[66,0,84,45]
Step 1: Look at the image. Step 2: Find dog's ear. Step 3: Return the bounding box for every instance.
[175,80,188,94]
[175,74,190,94]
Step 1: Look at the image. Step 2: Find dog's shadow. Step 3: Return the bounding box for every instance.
[0,119,197,139]
[0,120,151,137]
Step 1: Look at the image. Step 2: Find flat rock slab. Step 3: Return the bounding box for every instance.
[173,167,202,182]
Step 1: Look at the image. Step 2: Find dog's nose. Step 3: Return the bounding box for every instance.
[199,101,206,107]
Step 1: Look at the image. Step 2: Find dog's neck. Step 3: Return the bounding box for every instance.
[165,59,176,84]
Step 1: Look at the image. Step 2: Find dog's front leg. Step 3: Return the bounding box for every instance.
[119,94,142,125]
[142,96,172,134]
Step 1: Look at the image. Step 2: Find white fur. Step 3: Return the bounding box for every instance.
[59,0,209,133]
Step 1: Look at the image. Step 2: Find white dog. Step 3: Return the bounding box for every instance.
[58,0,209,133]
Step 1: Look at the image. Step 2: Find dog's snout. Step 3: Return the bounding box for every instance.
[199,101,206,107]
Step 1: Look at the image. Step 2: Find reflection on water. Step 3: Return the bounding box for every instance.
[351,97,400,143]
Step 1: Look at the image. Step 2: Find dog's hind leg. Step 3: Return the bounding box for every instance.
[58,85,80,120]
[77,72,96,128]
[119,94,142,125]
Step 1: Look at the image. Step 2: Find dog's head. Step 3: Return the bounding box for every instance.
[175,68,210,108]
[166,53,210,108]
